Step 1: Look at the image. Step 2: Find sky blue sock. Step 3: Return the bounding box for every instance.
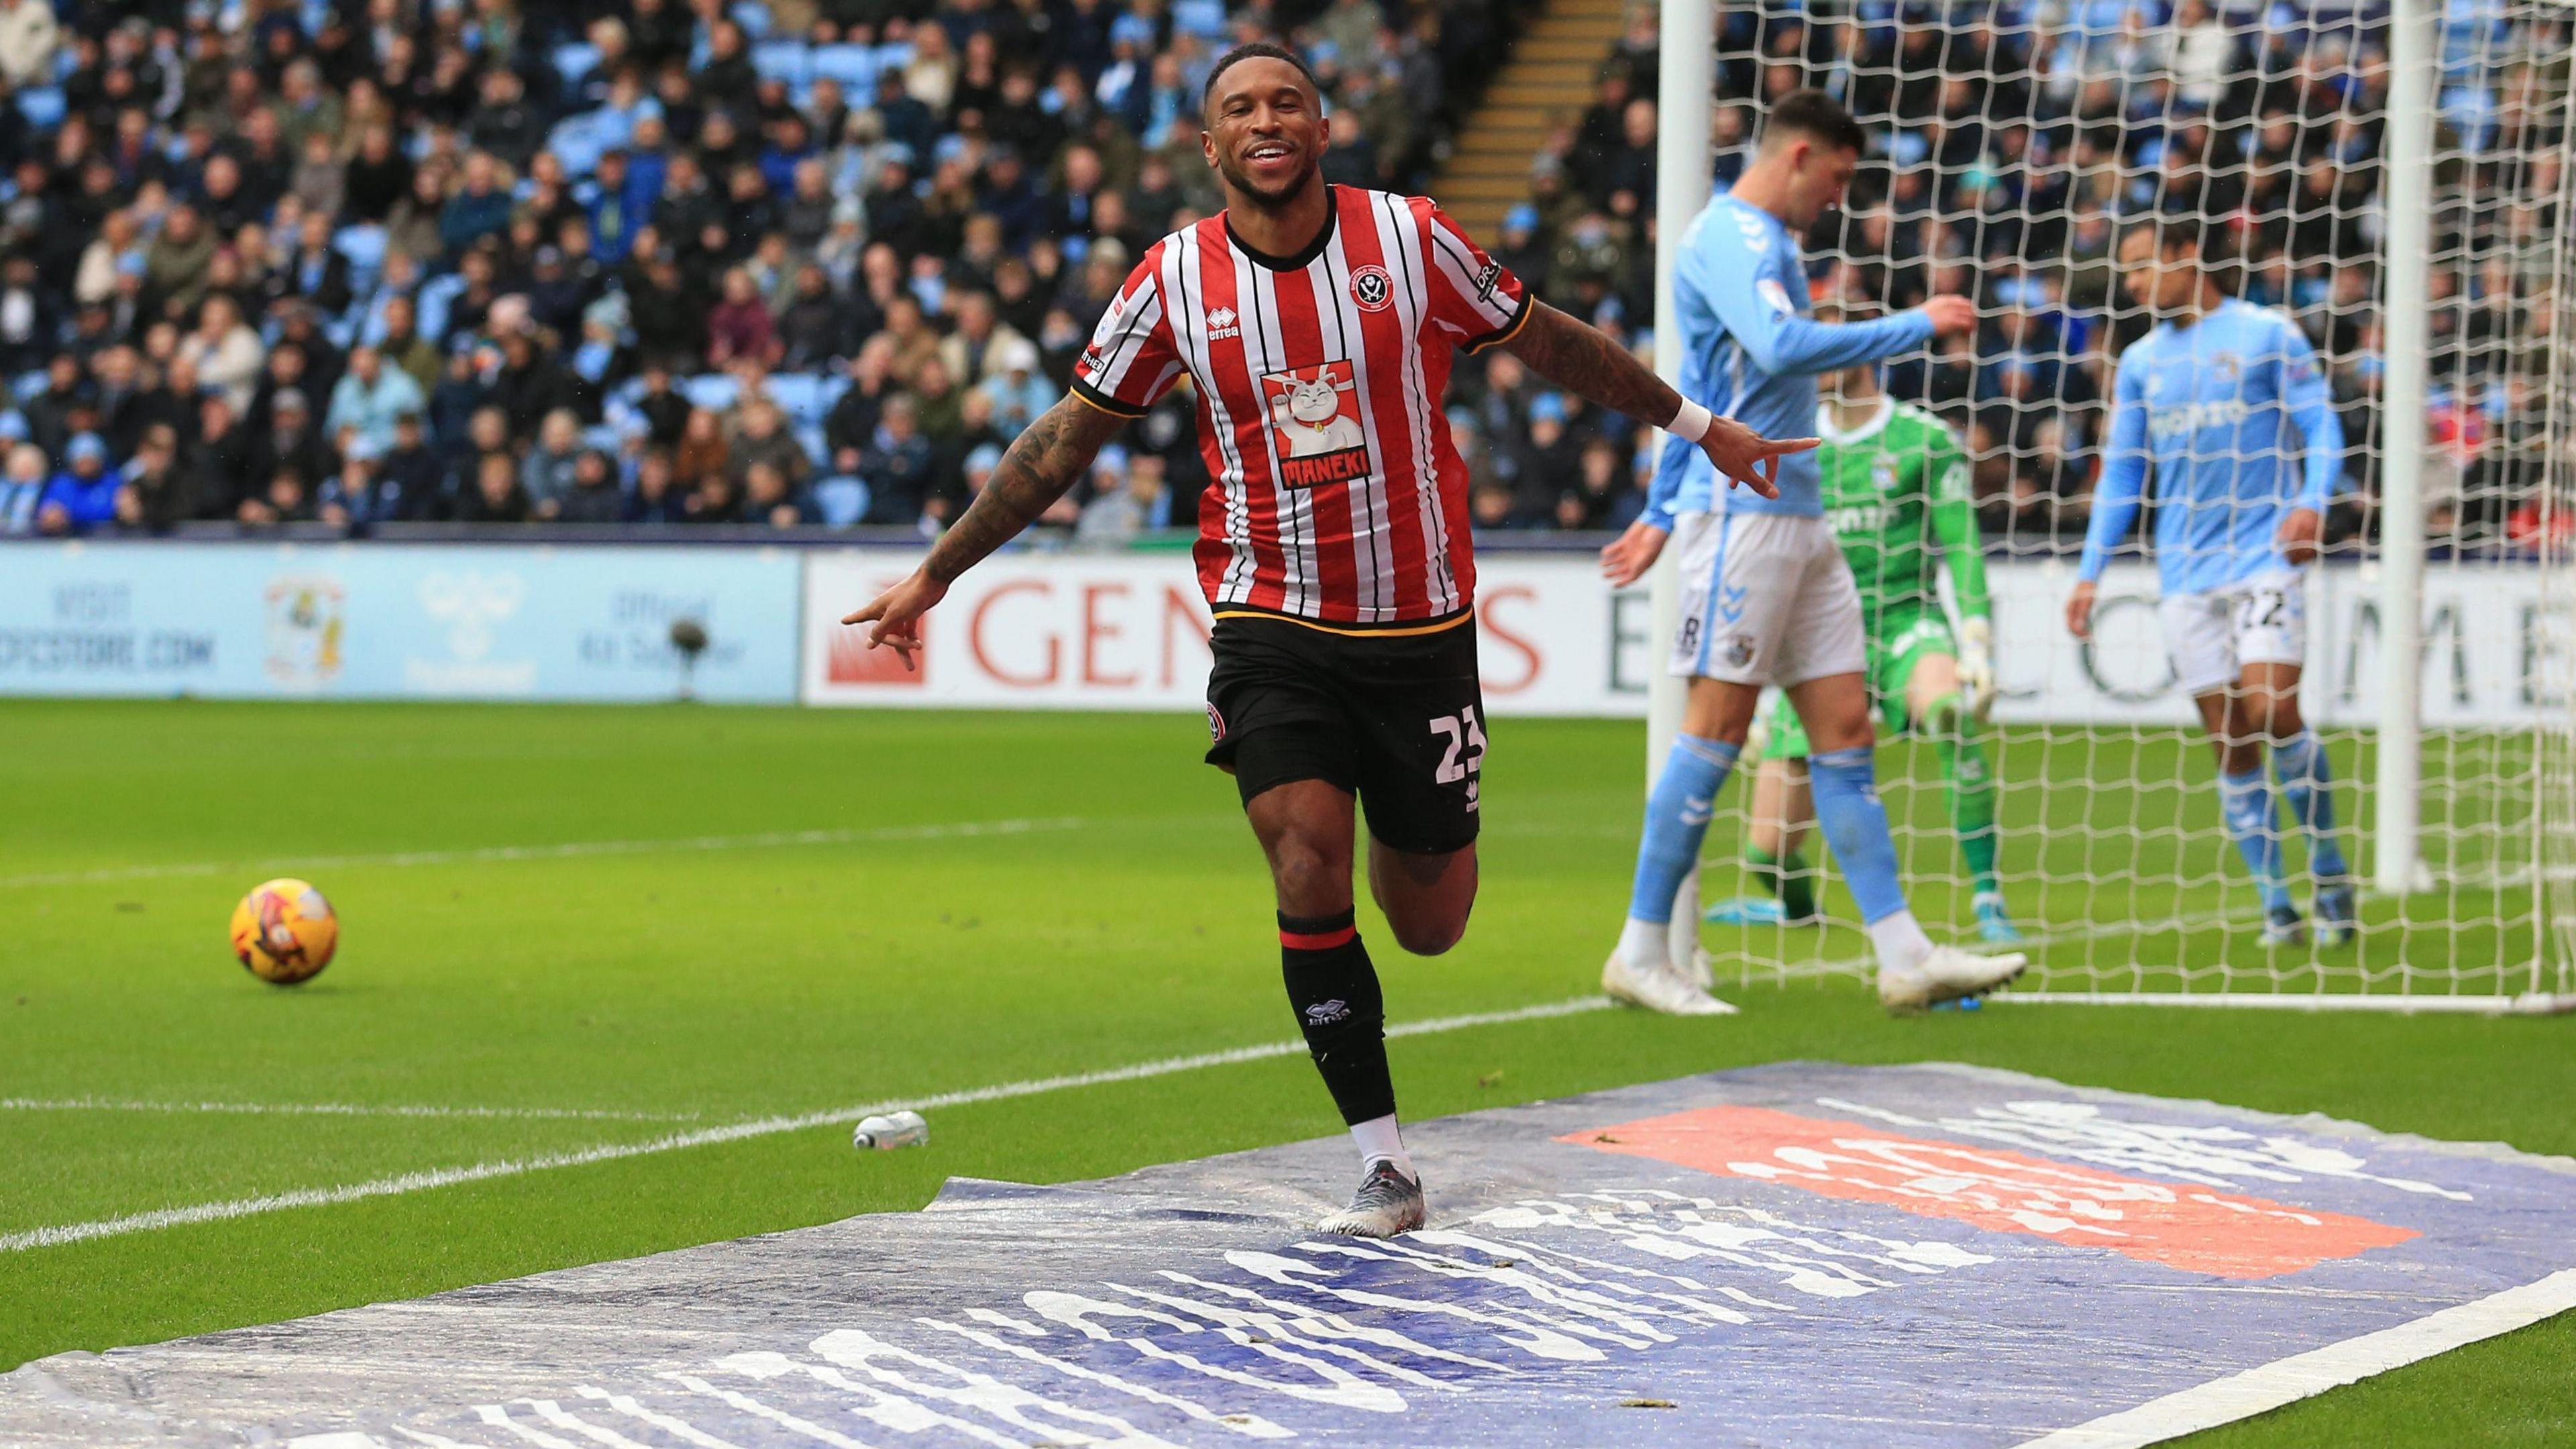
[2271,731,2351,881]
[2220,767,2293,912]
[1626,735,1739,924]
[1809,746,1909,926]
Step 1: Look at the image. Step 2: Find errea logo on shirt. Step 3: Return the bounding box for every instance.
[1206,307,1240,341]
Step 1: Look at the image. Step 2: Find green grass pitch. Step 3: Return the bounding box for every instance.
[1,698,2568,1446]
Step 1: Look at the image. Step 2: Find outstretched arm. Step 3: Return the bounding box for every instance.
[840,394,1129,667]
[1503,300,1814,503]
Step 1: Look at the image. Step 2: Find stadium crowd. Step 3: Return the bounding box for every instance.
[0,0,2561,553]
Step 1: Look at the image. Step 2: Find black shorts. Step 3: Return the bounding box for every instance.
[1203,611,1487,855]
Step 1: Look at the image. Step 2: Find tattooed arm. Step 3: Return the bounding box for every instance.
[1501,300,1812,503]
[1503,301,1688,427]
[840,394,1129,668]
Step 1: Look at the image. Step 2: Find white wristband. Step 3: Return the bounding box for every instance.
[1664,397,1713,444]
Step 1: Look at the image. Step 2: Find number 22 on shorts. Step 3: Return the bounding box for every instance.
[1429,707,1488,785]
[2235,589,2287,631]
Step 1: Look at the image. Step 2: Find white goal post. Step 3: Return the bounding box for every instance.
[1646,0,2576,1010]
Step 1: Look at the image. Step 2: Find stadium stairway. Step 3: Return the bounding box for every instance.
[1432,0,1627,237]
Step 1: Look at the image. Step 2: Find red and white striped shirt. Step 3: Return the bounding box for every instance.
[1071,186,1530,628]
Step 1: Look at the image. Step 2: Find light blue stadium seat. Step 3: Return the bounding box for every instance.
[331,224,387,286]
[766,373,828,425]
[682,374,740,412]
[808,44,876,93]
[730,1,773,40]
[811,476,870,527]
[415,273,468,345]
[552,42,600,86]
[15,88,63,129]
[818,373,851,411]
[1173,0,1227,38]
[14,370,47,402]
[580,424,624,453]
[547,114,608,178]
[794,423,828,469]
[753,40,812,86]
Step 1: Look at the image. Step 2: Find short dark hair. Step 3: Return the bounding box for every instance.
[2124,209,2245,290]
[1202,40,1320,112]
[1762,89,1868,157]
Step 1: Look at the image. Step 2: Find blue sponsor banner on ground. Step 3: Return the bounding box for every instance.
[0,543,800,702]
[5,1062,2574,1446]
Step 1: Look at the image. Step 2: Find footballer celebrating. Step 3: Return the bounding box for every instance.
[1599,90,2025,1016]
[1705,299,2019,944]
[2068,218,2353,945]
[844,42,1811,1237]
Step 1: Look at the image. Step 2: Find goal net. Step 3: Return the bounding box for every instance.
[1683,0,2576,1006]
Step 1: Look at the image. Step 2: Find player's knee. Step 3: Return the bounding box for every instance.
[2257,695,2304,741]
[1387,908,1468,957]
[1267,833,1350,914]
[1809,711,1876,754]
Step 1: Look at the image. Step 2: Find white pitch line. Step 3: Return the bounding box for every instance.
[0,817,1091,891]
[0,996,1614,1254]
[2012,1267,2576,1449]
[0,1097,702,1123]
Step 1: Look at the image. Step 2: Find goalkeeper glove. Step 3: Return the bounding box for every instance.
[1957,617,1996,721]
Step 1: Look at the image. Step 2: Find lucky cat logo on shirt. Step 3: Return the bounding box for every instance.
[1262,361,1371,488]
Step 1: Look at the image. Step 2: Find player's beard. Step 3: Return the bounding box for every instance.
[1218,148,1323,215]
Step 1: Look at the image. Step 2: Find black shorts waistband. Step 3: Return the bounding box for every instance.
[1208,605,1476,639]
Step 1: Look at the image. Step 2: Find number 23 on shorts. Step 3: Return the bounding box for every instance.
[1428,707,1487,784]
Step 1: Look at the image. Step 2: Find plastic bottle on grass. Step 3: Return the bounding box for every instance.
[853,1110,929,1149]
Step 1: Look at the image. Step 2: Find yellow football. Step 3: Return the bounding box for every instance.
[229,878,339,985]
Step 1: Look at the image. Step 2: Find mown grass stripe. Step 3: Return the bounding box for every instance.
[0,996,1613,1253]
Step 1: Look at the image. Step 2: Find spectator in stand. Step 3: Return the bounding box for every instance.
[39,433,122,535]
[115,425,191,533]
[521,409,588,519]
[455,452,531,525]
[439,152,515,261]
[558,449,627,524]
[978,337,1058,441]
[705,267,777,368]
[743,459,806,528]
[861,393,936,526]
[1,441,49,535]
[179,294,265,415]
[326,345,429,458]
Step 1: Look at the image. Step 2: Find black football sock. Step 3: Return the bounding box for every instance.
[1279,908,1395,1128]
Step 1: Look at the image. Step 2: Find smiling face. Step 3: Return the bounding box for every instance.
[1201,55,1328,211]
[1287,369,1342,423]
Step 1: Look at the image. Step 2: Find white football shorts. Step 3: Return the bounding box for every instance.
[1666,510,1866,686]
[2157,568,2308,696]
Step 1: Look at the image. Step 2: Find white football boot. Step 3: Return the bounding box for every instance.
[1603,946,1739,1016]
[1878,945,2028,1014]
[1318,1161,1426,1237]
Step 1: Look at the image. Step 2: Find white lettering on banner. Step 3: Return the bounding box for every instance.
[801,552,2567,726]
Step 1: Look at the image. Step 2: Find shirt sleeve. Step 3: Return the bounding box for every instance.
[2078,352,2151,584]
[1069,248,1185,419]
[1699,221,1935,376]
[1925,423,1992,621]
[1416,201,1531,354]
[2275,318,2344,514]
